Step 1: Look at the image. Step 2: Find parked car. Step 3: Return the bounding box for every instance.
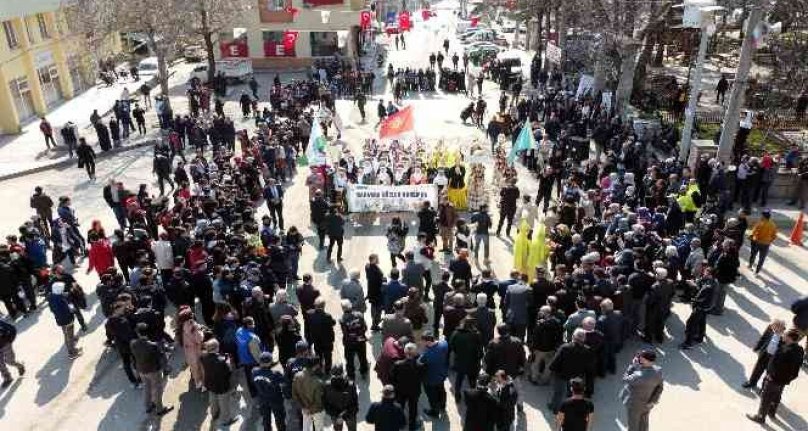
[137,57,160,76]
[190,59,253,84]
[183,45,205,62]
[385,24,400,35]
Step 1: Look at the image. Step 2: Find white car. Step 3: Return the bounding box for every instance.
[190,59,253,84]
[463,41,501,53]
[137,57,160,76]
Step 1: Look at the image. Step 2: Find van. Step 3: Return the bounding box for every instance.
[190,59,253,84]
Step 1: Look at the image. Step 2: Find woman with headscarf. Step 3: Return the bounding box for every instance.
[176,306,206,390]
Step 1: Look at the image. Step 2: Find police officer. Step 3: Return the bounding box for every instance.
[253,352,287,431]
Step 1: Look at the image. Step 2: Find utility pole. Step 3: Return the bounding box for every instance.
[717,3,764,162]
[679,25,711,162]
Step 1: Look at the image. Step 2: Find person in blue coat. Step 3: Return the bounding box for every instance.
[419,331,449,417]
[47,281,81,358]
[382,269,407,314]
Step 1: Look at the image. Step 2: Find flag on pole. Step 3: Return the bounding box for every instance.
[306,121,328,166]
[379,105,414,140]
[508,121,535,166]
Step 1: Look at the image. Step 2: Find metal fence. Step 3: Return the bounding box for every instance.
[658,109,808,130]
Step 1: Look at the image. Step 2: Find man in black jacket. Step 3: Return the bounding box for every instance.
[389,342,423,430]
[365,254,384,331]
[528,305,563,385]
[130,323,173,416]
[417,201,438,243]
[323,365,359,431]
[106,304,141,386]
[365,385,407,431]
[743,319,786,389]
[746,329,805,424]
[310,191,329,249]
[324,207,345,262]
[496,179,520,237]
[462,373,499,431]
[305,297,336,373]
[340,300,369,380]
[484,324,526,410]
[548,328,594,412]
[200,339,238,426]
[680,269,717,349]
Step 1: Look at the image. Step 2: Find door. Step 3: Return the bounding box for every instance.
[9,77,34,122]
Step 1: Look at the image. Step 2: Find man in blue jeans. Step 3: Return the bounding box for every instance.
[471,204,492,261]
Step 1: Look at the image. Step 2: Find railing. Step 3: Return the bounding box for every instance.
[657,109,808,130]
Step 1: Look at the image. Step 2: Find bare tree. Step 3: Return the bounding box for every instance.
[188,0,251,82]
[583,0,674,117]
[67,0,188,111]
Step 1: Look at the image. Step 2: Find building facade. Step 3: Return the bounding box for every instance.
[218,0,366,69]
[0,1,120,134]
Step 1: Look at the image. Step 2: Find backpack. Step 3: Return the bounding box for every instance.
[0,320,17,347]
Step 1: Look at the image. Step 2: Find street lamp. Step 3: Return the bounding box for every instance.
[677,0,722,162]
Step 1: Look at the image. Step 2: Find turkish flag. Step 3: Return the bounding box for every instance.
[360,10,371,29]
[470,16,480,27]
[421,10,430,21]
[379,106,414,140]
[399,11,411,31]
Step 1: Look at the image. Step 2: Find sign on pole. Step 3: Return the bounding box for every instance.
[546,42,562,64]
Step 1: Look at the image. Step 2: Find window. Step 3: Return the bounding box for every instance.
[262,31,294,57]
[310,32,339,57]
[2,21,18,49]
[266,0,287,11]
[37,14,49,39]
[25,18,35,44]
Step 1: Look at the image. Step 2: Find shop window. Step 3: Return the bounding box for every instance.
[310,32,339,57]
[2,21,18,49]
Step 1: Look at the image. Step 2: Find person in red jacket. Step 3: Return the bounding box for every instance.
[39,117,57,150]
[86,232,115,279]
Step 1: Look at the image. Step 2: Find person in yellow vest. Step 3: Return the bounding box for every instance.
[748,209,777,274]
[676,183,699,223]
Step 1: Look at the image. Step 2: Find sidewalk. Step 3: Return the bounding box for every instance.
[0,78,158,180]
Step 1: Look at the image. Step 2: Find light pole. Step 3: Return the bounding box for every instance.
[717,2,765,161]
[677,0,721,162]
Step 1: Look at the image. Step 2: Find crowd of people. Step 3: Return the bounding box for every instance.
[2,18,807,431]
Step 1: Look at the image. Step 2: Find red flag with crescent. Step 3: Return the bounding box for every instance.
[398,11,411,31]
[360,10,371,29]
[379,106,414,140]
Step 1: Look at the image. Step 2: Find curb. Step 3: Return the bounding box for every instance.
[0,140,155,183]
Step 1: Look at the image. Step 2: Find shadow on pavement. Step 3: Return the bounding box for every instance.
[35,347,76,405]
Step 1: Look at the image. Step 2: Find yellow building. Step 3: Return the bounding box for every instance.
[218,0,367,69]
[0,1,121,134]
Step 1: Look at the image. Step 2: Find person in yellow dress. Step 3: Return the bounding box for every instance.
[528,223,550,280]
[513,219,531,275]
